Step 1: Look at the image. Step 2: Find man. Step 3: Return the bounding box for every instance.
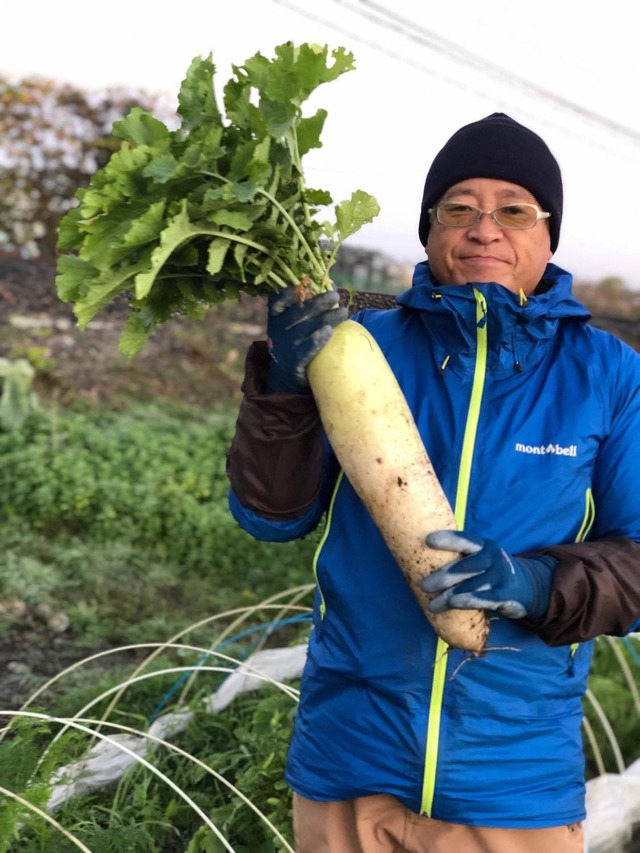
[226,113,640,852]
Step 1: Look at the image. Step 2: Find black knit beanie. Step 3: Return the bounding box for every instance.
[418,113,563,252]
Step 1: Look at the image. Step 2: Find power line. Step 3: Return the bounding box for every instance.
[273,0,640,159]
[354,0,640,146]
[273,0,509,103]
[275,0,640,151]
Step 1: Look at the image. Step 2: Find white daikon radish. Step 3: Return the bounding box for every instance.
[307,320,489,653]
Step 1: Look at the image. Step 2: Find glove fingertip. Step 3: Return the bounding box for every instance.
[330,306,349,326]
[427,530,485,555]
[425,530,449,548]
[268,287,298,315]
[420,573,441,594]
[426,530,467,553]
[427,597,448,614]
[300,325,333,366]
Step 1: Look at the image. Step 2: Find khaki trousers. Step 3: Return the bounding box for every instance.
[292,793,585,853]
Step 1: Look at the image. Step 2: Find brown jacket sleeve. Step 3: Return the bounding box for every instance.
[526,537,640,646]
[226,341,325,520]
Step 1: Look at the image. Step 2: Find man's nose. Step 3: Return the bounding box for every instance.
[467,211,503,240]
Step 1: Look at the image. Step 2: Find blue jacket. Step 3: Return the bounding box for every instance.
[229,262,640,827]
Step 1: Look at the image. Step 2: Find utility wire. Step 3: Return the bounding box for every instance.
[354,0,640,145]
[454,6,595,81]
[273,0,639,159]
[273,0,505,103]
[275,0,640,151]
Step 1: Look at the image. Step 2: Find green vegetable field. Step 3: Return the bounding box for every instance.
[0,397,638,851]
[0,399,316,851]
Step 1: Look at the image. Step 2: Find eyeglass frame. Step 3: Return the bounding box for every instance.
[428,201,551,230]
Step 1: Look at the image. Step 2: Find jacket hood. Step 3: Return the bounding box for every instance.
[397,262,591,373]
[400,262,590,321]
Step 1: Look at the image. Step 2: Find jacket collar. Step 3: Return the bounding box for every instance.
[397,262,591,372]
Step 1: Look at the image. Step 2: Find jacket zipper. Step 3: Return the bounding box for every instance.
[420,288,489,816]
[313,471,345,620]
[576,488,595,543]
[569,488,596,668]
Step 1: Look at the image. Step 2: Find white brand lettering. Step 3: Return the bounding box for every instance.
[514,442,577,457]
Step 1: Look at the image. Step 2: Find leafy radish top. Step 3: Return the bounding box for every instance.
[55,42,380,357]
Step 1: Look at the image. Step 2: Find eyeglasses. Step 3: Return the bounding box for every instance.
[429,201,550,230]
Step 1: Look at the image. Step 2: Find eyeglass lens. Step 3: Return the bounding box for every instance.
[437,203,541,229]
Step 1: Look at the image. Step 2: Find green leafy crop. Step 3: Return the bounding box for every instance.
[55,42,380,357]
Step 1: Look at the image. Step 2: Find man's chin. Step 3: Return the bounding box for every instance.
[446,259,513,288]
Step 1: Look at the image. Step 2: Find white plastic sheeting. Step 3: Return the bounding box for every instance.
[47,644,308,811]
[206,644,307,713]
[45,642,640,853]
[585,760,640,853]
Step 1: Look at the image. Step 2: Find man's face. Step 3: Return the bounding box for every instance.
[425,178,553,294]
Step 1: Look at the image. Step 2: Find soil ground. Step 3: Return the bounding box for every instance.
[0,255,267,410]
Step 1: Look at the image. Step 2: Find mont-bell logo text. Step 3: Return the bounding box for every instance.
[515,442,578,457]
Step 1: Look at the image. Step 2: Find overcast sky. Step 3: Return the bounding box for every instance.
[4,0,640,288]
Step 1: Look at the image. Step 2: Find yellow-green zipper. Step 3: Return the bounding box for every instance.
[576,488,595,544]
[570,488,596,661]
[312,471,344,619]
[420,289,488,816]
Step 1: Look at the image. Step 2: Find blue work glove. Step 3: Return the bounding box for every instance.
[265,286,347,393]
[420,531,557,621]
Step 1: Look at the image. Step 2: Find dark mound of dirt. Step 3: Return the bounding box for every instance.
[0,255,267,408]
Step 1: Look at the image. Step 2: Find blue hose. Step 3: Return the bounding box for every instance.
[147,613,312,724]
[622,635,640,668]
